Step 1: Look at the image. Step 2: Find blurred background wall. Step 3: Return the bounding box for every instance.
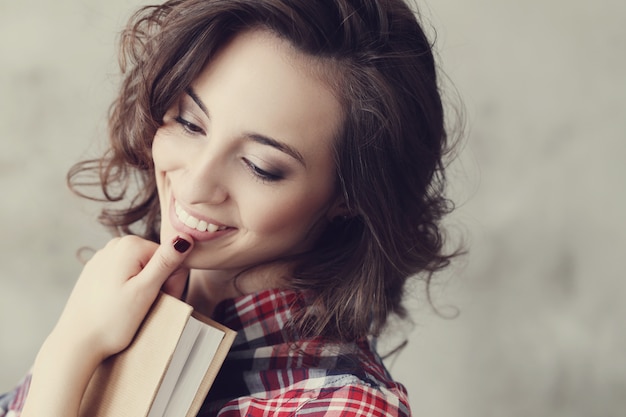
[1,0,625,415]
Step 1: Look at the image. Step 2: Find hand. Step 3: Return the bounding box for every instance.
[52,233,194,361]
[22,234,195,417]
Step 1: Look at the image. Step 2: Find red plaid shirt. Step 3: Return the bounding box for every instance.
[1,289,410,416]
[201,289,410,416]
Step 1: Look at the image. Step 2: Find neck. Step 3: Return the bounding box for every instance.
[185,264,290,317]
[185,269,240,318]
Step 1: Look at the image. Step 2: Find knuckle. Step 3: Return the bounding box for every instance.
[105,237,122,247]
[114,236,157,258]
[116,235,142,249]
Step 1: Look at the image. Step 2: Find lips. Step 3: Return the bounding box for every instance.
[174,200,230,233]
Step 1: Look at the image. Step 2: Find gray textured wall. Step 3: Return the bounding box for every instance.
[1,1,625,416]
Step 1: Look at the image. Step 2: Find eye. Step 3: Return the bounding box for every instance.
[175,116,205,135]
[242,158,283,182]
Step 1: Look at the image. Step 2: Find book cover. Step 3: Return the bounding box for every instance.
[78,292,236,417]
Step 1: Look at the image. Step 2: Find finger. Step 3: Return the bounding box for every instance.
[161,267,189,300]
[104,237,122,248]
[102,236,159,280]
[133,234,194,292]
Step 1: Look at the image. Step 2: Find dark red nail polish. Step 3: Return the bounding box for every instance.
[173,236,191,253]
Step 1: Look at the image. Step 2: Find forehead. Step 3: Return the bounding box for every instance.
[190,29,344,163]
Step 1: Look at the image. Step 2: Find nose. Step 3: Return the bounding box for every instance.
[180,144,229,205]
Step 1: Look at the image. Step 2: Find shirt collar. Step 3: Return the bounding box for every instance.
[211,288,308,349]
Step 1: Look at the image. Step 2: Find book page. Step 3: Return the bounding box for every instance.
[147,319,203,417]
[162,317,225,417]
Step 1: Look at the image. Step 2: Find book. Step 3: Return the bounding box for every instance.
[78,292,236,417]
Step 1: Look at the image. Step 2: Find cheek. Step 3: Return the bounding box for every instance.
[151,134,166,195]
[152,129,192,192]
[243,187,332,237]
[152,131,177,172]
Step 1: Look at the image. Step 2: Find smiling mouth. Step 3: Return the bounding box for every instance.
[174,201,229,233]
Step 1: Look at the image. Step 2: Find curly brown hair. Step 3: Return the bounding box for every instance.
[68,0,462,342]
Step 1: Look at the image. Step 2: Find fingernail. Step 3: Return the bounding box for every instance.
[173,236,191,253]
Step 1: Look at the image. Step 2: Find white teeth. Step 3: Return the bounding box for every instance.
[184,216,199,228]
[174,202,186,221]
[174,201,226,233]
[196,220,208,232]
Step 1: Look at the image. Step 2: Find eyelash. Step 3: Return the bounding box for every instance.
[242,158,283,183]
[174,115,283,183]
[175,115,205,135]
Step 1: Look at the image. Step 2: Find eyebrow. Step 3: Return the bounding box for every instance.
[184,87,306,167]
[244,133,306,167]
[186,87,209,116]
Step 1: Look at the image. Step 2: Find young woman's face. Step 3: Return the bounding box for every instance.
[152,30,344,273]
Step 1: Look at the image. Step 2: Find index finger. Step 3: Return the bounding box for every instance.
[133,234,194,291]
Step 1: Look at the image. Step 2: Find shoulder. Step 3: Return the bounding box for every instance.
[215,373,410,417]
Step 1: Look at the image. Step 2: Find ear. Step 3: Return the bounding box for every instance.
[326,196,351,222]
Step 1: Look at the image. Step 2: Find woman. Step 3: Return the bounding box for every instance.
[1,0,459,415]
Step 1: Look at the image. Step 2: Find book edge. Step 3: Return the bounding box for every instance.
[184,311,237,417]
[79,292,193,417]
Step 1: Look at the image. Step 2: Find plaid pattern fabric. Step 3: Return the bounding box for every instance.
[200,289,411,416]
[0,289,410,417]
[0,373,30,417]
